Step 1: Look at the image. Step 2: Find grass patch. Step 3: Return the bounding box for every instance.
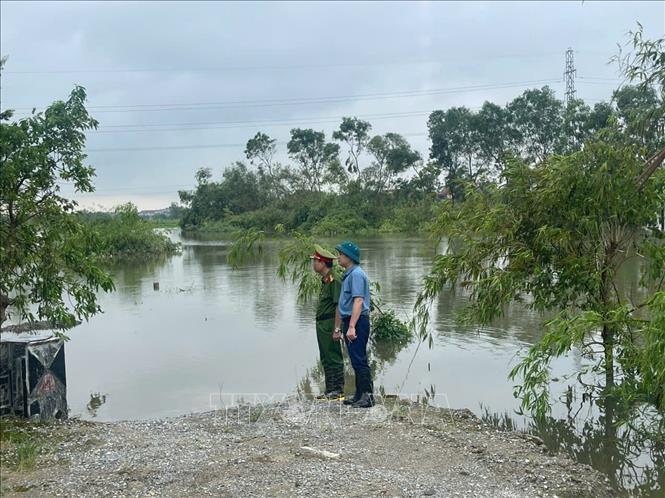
[249,406,265,423]
[0,418,50,471]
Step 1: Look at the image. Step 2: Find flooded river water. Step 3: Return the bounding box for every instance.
[63,230,662,495]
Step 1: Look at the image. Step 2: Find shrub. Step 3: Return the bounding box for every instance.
[311,212,369,236]
[371,310,412,345]
[81,203,180,261]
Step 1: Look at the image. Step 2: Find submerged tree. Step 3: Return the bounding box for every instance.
[414,27,665,423]
[0,80,115,331]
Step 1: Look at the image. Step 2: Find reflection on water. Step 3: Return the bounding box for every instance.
[482,396,665,497]
[63,230,661,495]
[296,334,413,400]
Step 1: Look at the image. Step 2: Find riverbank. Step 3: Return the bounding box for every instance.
[0,399,614,497]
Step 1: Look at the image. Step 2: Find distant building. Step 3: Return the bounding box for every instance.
[138,207,172,219]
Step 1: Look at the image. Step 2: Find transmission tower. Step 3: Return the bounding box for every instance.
[564,47,576,105]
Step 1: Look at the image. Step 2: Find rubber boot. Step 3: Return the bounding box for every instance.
[316,366,334,400]
[319,367,344,400]
[351,372,374,408]
[343,373,361,405]
[351,392,375,408]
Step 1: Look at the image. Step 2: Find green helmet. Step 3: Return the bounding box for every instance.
[335,240,360,264]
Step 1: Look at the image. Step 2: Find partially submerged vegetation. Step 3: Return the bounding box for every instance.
[1,17,663,497]
[78,203,180,262]
[0,53,178,331]
[411,25,665,443]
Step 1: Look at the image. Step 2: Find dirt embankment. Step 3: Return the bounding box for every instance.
[1,399,615,497]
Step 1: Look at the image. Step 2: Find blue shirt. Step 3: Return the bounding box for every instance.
[338,265,370,317]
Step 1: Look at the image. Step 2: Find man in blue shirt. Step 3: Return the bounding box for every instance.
[334,240,374,408]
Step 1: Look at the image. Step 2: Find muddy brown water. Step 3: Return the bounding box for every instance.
[63,230,661,495]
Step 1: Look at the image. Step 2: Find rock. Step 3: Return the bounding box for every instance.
[299,446,340,460]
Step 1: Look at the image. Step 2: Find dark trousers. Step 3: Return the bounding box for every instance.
[342,314,373,396]
[316,318,344,392]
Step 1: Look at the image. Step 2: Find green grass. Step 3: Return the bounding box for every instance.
[249,406,265,423]
[0,419,45,471]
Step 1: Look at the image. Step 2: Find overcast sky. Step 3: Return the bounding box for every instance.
[1,1,664,210]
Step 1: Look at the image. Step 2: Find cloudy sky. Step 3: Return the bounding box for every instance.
[1,1,663,210]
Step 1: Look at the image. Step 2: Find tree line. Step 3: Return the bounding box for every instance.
[177,82,663,234]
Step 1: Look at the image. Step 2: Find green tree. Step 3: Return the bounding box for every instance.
[558,99,615,154]
[560,98,593,153]
[428,89,613,201]
[168,202,185,220]
[428,107,466,201]
[474,101,516,176]
[612,85,663,151]
[0,84,115,330]
[245,132,277,177]
[245,131,291,201]
[404,161,443,195]
[415,143,664,417]
[287,128,341,192]
[178,167,227,227]
[428,106,487,201]
[365,132,421,193]
[220,161,262,214]
[507,86,564,163]
[414,30,665,422]
[615,23,665,154]
[332,117,371,176]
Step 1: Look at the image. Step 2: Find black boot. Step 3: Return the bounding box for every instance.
[343,372,361,405]
[350,371,374,408]
[351,392,375,408]
[344,372,369,405]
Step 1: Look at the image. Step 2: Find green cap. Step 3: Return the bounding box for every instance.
[310,244,336,262]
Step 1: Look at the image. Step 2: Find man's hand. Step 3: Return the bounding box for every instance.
[332,329,342,342]
[346,326,357,341]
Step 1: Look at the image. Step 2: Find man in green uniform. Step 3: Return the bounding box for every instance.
[310,245,345,400]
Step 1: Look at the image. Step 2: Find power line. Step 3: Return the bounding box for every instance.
[6,78,562,114]
[81,82,616,134]
[2,50,616,76]
[576,80,625,87]
[90,110,436,134]
[2,52,565,75]
[578,76,621,81]
[86,132,429,153]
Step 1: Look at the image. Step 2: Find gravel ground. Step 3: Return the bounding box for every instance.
[1,398,616,497]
